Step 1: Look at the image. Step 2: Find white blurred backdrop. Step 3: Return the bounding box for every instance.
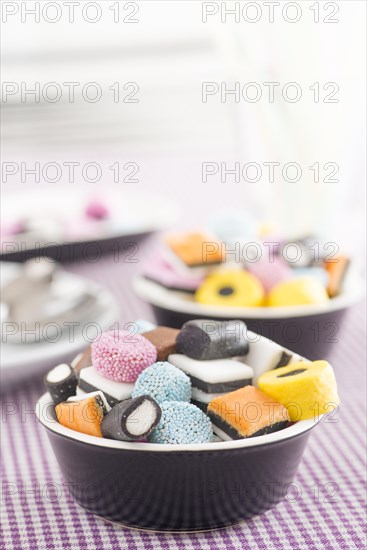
[1,1,366,252]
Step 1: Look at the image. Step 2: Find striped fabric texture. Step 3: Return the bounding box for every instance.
[1,253,366,549]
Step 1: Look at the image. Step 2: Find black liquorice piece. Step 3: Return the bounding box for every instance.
[176,319,249,360]
[44,363,78,405]
[101,395,162,441]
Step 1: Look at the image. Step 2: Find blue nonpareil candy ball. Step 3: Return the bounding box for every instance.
[132,361,191,404]
[149,401,213,444]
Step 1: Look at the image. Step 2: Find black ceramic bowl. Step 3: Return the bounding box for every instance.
[37,393,320,532]
[133,267,364,359]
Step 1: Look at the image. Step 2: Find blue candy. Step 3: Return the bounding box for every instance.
[132,362,191,404]
[149,401,213,444]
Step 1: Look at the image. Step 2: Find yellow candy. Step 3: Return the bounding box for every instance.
[195,270,264,307]
[267,277,329,307]
[258,360,340,421]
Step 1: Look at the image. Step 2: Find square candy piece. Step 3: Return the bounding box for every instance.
[168,354,253,393]
[237,336,309,384]
[79,366,134,407]
[208,386,290,440]
[143,327,180,361]
[166,232,224,267]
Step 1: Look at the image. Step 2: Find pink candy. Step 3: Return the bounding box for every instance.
[91,331,157,382]
[142,249,204,291]
[247,256,292,293]
[85,200,110,220]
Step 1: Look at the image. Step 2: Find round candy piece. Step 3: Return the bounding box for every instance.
[132,361,191,404]
[258,360,339,421]
[267,277,329,307]
[91,330,157,383]
[149,401,213,444]
[195,270,264,307]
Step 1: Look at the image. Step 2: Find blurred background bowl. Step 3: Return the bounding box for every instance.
[133,266,365,359]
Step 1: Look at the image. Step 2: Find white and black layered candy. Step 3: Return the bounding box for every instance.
[236,337,309,384]
[44,363,78,405]
[101,395,161,441]
[78,366,134,408]
[176,319,249,360]
[168,354,253,411]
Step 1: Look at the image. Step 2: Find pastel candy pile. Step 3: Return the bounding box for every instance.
[91,330,157,383]
[132,361,191,404]
[149,401,213,444]
[143,227,350,307]
[48,318,340,445]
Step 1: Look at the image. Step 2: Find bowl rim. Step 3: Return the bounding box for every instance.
[132,265,364,319]
[36,392,321,453]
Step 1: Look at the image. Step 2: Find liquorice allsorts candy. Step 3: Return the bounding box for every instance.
[168,354,253,411]
[143,326,180,361]
[237,336,308,385]
[149,401,213,444]
[324,255,349,297]
[195,270,264,307]
[132,361,191,405]
[176,319,249,360]
[91,330,157,382]
[101,395,161,441]
[142,250,204,292]
[44,363,78,405]
[258,360,340,420]
[267,277,329,307]
[78,366,134,408]
[207,386,290,440]
[166,232,224,269]
[55,391,110,438]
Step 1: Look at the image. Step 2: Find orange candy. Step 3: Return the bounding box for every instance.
[208,386,290,438]
[324,255,349,297]
[55,394,107,438]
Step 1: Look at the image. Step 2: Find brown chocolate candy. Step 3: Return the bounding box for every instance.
[143,327,180,361]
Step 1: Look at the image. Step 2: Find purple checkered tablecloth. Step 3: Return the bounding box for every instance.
[1,250,366,549]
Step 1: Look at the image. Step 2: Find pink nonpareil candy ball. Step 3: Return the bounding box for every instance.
[91,331,157,382]
[85,200,110,220]
[247,256,292,293]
